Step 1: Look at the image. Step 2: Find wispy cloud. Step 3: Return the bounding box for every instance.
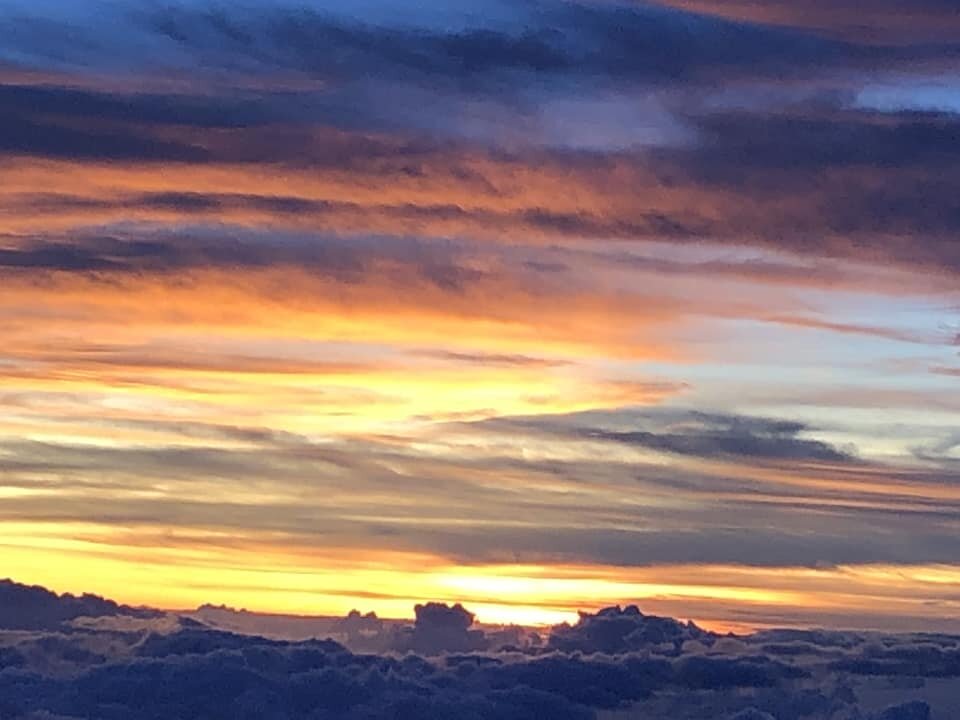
[0,0,958,632]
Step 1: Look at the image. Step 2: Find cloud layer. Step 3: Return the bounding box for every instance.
[0,582,956,720]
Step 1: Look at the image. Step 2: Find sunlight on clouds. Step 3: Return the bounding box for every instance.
[2,5,960,636]
[2,521,959,630]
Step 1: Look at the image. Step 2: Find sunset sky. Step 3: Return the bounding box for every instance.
[1,0,959,633]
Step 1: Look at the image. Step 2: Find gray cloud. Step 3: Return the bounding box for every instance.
[481,409,858,463]
[2,402,959,571]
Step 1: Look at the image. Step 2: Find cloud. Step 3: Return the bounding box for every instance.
[651,0,960,44]
[0,2,832,172]
[410,350,570,368]
[3,587,956,720]
[0,1,958,284]
[688,108,960,173]
[482,409,857,463]
[830,644,960,678]
[2,399,960,580]
[727,711,776,720]
[0,110,209,162]
[0,82,271,128]
[3,112,957,285]
[874,701,931,720]
[0,2,858,88]
[673,654,807,690]
[548,605,710,654]
[391,603,488,655]
[0,579,159,631]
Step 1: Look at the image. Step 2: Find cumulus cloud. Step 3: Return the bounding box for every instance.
[548,605,710,654]
[393,603,488,656]
[1,587,957,720]
[0,579,159,631]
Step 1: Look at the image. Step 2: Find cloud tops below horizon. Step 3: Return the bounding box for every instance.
[0,579,956,720]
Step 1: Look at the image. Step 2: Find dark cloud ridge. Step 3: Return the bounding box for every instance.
[0,580,955,720]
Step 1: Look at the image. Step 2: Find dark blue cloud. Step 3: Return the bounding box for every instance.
[0,2,858,87]
[673,655,806,689]
[0,228,494,294]
[548,605,710,654]
[1,590,957,719]
[830,644,960,678]
[0,0,946,157]
[0,578,160,631]
[0,111,209,162]
[1,0,960,275]
[874,701,932,720]
[0,83,270,128]
[393,603,488,655]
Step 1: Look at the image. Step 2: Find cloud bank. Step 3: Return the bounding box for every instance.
[0,581,956,720]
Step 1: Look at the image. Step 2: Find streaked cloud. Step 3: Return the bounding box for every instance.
[0,0,958,631]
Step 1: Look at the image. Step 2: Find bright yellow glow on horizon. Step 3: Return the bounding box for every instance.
[2,521,959,631]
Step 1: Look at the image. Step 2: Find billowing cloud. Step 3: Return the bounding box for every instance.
[0,578,159,631]
[1,584,956,720]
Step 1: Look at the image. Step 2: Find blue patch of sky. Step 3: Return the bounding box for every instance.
[857,79,960,114]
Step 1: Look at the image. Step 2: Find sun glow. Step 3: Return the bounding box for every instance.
[2,522,958,631]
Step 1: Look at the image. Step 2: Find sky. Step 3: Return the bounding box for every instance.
[0,0,959,633]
